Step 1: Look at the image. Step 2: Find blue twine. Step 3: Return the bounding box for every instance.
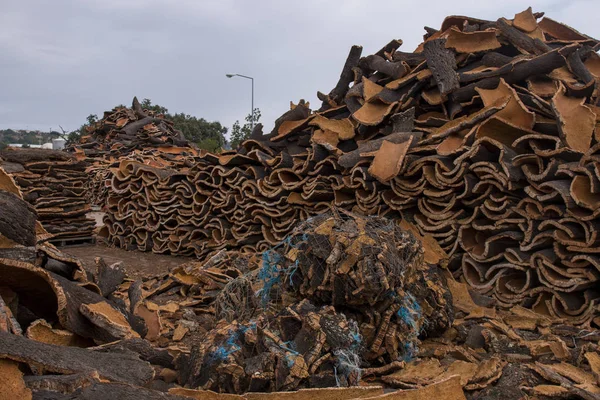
[284,353,296,368]
[332,320,363,387]
[280,341,299,355]
[396,293,422,332]
[255,250,282,306]
[254,232,308,306]
[402,342,418,362]
[209,331,241,362]
[208,322,257,362]
[239,321,257,333]
[394,292,424,362]
[287,259,299,287]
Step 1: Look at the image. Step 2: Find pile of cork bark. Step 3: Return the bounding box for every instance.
[0,165,449,398]
[96,8,600,328]
[0,148,95,240]
[67,97,193,160]
[3,169,600,398]
[66,97,200,209]
[10,6,598,397]
[0,167,153,398]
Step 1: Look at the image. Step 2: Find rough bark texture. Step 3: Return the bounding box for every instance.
[375,39,403,58]
[450,44,579,103]
[91,338,174,369]
[567,48,595,84]
[0,148,73,164]
[359,55,408,80]
[390,108,416,133]
[327,45,363,105]
[0,295,22,335]
[0,331,154,385]
[51,272,137,342]
[0,190,37,246]
[38,9,600,398]
[423,39,460,98]
[338,132,422,168]
[70,382,189,400]
[496,17,551,55]
[392,51,426,67]
[95,258,126,297]
[1,148,96,240]
[0,247,36,264]
[121,117,159,136]
[24,371,100,395]
[0,259,136,343]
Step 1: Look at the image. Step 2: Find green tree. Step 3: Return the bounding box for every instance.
[86,114,98,125]
[22,131,38,144]
[0,129,59,146]
[66,114,98,145]
[0,129,17,144]
[141,98,168,115]
[196,138,223,153]
[168,112,227,149]
[137,99,227,152]
[230,108,261,149]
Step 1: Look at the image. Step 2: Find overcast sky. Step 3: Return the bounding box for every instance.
[1,0,598,138]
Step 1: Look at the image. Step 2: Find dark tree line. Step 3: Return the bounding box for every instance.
[0,129,62,149]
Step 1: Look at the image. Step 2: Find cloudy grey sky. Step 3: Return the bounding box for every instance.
[1,0,598,138]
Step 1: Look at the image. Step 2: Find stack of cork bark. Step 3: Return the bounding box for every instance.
[67,97,193,160]
[3,164,600,398]
[66,97,200,209]
[96,8,600,328]
[0,148,95,240]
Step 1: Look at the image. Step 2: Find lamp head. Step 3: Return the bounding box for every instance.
[226,74,234,78]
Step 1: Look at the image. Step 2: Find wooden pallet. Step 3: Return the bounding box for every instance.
[49,236,96,248]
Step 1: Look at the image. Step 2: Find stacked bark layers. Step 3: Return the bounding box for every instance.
[108,216,600,398]
[67,97,193,160]
[0,148,95,239]
[0,166,181,398]
[67,98,201,209]
[86,147,200,211]
[100,9,600,325]
[3,161,600,398]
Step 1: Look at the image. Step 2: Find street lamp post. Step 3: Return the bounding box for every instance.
[226,74,254,131]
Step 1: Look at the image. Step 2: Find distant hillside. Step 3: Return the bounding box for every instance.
[0,129,62,147]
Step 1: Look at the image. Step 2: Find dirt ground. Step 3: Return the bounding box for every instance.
[61,242,194,279]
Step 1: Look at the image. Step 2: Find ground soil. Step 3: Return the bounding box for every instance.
[60,242,194,279]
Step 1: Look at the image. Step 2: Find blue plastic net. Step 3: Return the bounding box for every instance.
[334,319,363,386]
[395,292,423,361]
[208,321,257,363]
[397,292,422,331]
[256,249,283,307]
[254,233,307,307]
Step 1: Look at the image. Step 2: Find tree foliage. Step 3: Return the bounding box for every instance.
[0,129,61,148]
[139,99,227,152]
[140,98,168,115]
[230,108,261,149]
[196,138,223,153]
[66,114,97,145]
[168,112,227,150]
